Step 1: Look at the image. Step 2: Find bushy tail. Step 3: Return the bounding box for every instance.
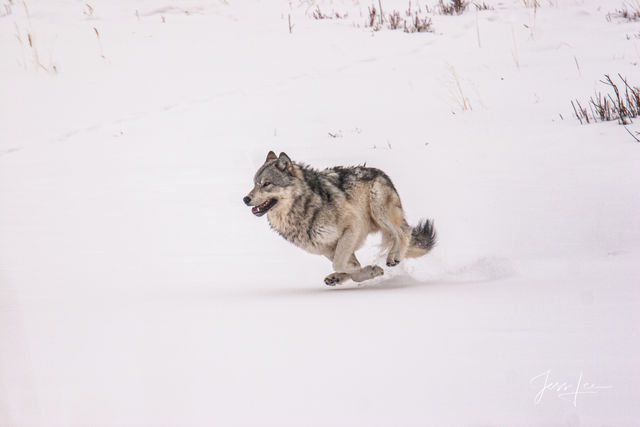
[406,219,437,258]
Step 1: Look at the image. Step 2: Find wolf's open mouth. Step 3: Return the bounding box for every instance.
[251,199,277,216]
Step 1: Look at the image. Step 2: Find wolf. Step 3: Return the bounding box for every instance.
[244,151,436,286]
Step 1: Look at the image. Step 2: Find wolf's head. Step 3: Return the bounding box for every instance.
[243,151,298,217]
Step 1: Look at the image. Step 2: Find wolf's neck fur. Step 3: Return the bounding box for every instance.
[265,165,330,253]
[267,198,317,252]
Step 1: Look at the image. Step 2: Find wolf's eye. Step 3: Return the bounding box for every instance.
[262,181,271,188]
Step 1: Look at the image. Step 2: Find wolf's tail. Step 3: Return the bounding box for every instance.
[406,219,437,258]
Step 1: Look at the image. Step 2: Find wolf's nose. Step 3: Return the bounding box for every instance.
[243,196,251,206]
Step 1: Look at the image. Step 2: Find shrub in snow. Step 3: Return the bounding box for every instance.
[438,0,469,15]
[571,74,640,126]
[311,6,347,20]
[607,2,640,21]
[365,4,433,33]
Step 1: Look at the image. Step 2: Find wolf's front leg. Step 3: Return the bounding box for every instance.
[324,228,360,286]
[324,228,384,285]
[324,272,350,286]
[323,252,361,286]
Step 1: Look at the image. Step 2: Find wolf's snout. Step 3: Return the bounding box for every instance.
[243,196,252,206]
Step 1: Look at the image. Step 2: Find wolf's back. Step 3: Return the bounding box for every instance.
[406,219,437,258]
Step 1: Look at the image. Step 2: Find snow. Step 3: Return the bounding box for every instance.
[1,0,639,425]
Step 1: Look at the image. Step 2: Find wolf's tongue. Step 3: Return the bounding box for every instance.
[251,206,260,214]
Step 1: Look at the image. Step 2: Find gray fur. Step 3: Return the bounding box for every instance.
[244,152,436,286]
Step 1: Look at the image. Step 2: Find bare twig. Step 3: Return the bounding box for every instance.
[449,66,472,111]
[473,2,492,10]
[475,8,481,47]
[571,100,583,124]
[624,126,640,142]
[93,26,105,60]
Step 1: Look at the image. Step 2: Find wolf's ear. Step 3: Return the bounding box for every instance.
[276,152,293,173]
[265,151,277,163]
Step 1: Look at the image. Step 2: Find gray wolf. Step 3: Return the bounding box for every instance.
[244,151,436,286]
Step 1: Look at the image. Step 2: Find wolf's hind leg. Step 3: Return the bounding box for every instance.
[348,253,361,269]
[324,265,383,286]
[324,252,381,286]
[370,180,410,267]
[350,265,384,282]
[380,219,408,267]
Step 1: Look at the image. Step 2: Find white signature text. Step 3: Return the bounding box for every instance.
[530,370,613,407]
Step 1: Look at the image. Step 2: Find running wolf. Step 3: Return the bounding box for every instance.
[243,151,436,286]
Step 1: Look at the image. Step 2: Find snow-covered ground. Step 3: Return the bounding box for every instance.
[1,0,639,425]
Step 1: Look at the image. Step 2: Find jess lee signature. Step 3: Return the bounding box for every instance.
[530,370,613,407]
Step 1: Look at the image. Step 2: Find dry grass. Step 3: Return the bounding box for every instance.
[14,0,57,73]
[93,26,105,60]
[365,3,433,33]
[389,10,402,29]
[510,28,520,69]
[1,0,13,17]
[83,3,94,17]
[439,0,469,15]
[474,2,493,11]
[572,74,640,125]
[607,1,640,21]
[312,6,347,20]
[448,66,472,111]
[406,14,433,32]
[367,5,382,30]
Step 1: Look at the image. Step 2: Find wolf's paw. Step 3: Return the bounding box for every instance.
[370,265,384,277]
[386,252,402,267]
[351,265,384,282]
[386,254,403,267]
[324,272,349,286]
